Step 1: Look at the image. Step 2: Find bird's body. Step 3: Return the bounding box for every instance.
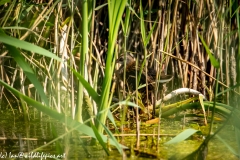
[116,54,172,93]
[115,54,173,118]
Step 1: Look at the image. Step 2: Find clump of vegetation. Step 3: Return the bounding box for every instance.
[0,0,239,159]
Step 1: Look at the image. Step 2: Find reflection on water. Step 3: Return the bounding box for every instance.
[0,111,238,159]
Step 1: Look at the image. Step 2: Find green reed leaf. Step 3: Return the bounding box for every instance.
[198,34,220,68]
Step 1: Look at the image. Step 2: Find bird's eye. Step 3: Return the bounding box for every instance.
[117,57,124,62]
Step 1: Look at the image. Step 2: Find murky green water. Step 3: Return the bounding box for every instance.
[0,110,238,160]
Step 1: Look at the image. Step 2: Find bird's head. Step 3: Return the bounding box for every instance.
[116,54,135,66]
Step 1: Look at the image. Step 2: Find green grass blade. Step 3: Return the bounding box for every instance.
[99,120,123,154]
[0,31,62,62]
[198,34,220,68]
[140,0,146,42]
[95,3,108,11]
[76,0,89,123]
[144,19,157,47]
[90,121,110,155]
[97,0,127,134]
[71,68,100,103]
[4,44,49,105]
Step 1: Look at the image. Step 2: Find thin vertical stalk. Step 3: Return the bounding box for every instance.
[236,1,240,96]
[76,0,88,122]
[89,0,97,116]
[209,69,219,134]
[135,55,140,149]
[70,0,76,118]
